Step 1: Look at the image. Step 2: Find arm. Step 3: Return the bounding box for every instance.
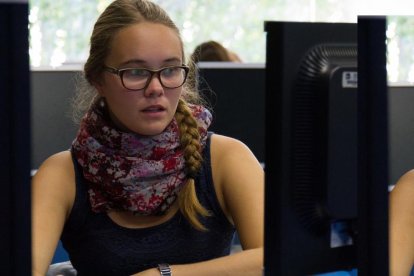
[32,151,75,276]
[134,134,264,276]
[390,169,414,276]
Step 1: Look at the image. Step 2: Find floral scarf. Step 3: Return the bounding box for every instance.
[71,102,212,215]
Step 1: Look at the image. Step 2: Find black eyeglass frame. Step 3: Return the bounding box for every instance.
[103,65,190,91]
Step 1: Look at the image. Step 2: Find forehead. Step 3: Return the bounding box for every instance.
[107,22,183,66]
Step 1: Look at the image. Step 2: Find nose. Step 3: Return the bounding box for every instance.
[143,73,164,97]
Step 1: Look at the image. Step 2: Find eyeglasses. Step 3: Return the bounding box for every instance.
[103,65,190,91]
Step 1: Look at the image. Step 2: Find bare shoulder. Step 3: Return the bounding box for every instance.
[389,171,414,275]
[34,150,74,180]
[32,150,76,217]
[210,134,263,177]
[392,169,414,196]
[209,134,264,205]
[398,169,414,183]
[390,169,414,216]
[210,134,259,164]
[209,135,264,236]
[32,151,76,272]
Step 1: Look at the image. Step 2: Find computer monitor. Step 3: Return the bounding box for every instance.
[196,62,265,163]
[264,21,357,275]
[264,18,389,276]
[356,16,389,275]
[0,2,32,274]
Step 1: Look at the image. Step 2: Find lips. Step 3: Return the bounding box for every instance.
[142,105,165,113]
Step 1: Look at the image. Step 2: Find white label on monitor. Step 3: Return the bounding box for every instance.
[342,71,358,88]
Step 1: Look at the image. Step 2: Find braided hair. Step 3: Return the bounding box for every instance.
[175,99,210,231]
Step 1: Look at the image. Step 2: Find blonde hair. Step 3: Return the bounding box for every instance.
[73,0,209,230]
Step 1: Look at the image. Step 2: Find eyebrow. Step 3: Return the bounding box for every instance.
[118,57,182,67]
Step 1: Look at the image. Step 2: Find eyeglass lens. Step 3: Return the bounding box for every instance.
[122,67,187,90]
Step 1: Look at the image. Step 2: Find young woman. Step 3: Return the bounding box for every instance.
[31,1,264,275]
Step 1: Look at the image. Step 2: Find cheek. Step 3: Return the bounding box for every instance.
[96,74,124,98]
[100,83,140,118]
[107,93,139,111]
[168,88,183,104]
[105,96,141,131]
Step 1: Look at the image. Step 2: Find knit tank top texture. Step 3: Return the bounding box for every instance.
[61,133,236,276]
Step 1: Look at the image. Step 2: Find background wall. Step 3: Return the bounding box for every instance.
[31,70,79,170]
[388,86,414,184]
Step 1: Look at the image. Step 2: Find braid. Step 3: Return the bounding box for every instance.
[175,99,210,231]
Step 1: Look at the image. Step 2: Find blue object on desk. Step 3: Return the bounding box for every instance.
[52,241,69,264]
[315,270,357,276]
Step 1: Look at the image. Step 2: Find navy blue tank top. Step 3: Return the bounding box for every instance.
[61,133,235,276]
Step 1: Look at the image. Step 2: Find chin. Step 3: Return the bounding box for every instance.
[133,125,169,137]
[141,130,165,136]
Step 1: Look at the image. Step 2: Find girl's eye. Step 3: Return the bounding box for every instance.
[125,69,149,78]
[162,67,179,77]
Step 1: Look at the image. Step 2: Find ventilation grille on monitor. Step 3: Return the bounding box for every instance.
[290,44,357,235]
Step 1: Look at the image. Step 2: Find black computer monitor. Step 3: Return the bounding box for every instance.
[0,2,32,274]
[196,62,265,163]
[264,18,389,276]
[264,21,355,275]
[356,16,389,275]
[0,1,31,275]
